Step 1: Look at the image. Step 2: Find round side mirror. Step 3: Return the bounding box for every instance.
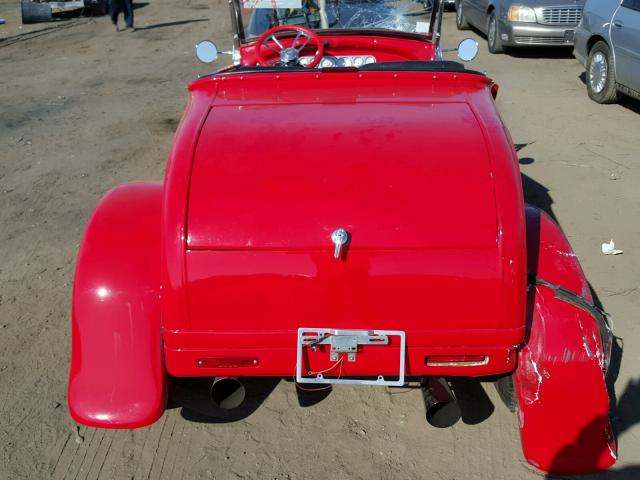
[457,38,479,62]
[195,40,219,64]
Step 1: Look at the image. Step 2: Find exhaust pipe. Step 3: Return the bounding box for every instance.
[421,377,462,428]
[210,377,246,409]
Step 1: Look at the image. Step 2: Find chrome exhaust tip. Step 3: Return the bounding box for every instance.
[422,377,462,428]
[210,377,246,410]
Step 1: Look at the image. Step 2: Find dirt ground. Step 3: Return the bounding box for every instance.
[1,1,639,479]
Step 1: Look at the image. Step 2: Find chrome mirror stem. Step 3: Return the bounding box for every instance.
[433,0,445,60]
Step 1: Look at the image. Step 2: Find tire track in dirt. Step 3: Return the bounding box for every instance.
[71,427,104,480]
[52,426,94,480]
[172,421,194,480]
[51,428,117,480]
[159,414,188,480]
[147,410,179,479]
[93,429,146,479]
[133,413,169,479]
[51,433,72,476]
[84,430,115,480]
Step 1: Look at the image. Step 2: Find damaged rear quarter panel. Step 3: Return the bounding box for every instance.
[513,207,616,474]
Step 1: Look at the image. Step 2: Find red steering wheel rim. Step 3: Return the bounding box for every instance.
[255,25,324,68]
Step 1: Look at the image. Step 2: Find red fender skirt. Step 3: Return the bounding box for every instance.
[68,182,166,428]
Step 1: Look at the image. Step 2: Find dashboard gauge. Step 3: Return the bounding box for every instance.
[300,55,375,69]
[320,57,337,68]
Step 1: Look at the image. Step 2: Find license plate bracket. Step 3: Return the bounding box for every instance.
[296,328,406,386]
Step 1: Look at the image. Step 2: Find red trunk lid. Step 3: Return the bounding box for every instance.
[187,102,497,250]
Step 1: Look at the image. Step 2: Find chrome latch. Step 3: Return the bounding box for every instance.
[331,228,349,260]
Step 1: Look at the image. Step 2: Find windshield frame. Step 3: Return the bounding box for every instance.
[229,0,444,48]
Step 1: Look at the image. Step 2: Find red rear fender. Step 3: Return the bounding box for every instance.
[68,182,166,428]
[514,206,616,474]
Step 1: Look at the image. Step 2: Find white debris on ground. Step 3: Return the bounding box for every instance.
[602,239,623,255]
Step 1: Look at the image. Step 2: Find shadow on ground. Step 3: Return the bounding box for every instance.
[132,2,150,10]
[450,378,495,425]
[168,377,280,423]
[135,18,209,31]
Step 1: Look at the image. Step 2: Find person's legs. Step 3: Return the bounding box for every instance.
[110,0,123,27]
[123,0,134,29]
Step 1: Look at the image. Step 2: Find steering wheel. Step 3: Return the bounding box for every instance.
[255,25,324,68]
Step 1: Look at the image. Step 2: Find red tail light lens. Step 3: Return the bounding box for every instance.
[491,83,500,99]
[196,357,259,368]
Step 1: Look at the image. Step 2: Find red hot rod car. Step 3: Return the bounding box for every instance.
[68,0,616,474]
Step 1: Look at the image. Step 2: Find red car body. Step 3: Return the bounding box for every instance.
[68,8,616,475]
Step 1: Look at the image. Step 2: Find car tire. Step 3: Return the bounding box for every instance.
[494,375,517,413]
[21,0,53,24]
[455,1,470,30]
[487,12,505,54]
[586,41,620,104]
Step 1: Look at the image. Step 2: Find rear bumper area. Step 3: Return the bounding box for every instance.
[163,327,524,378]
[502,21,578,47]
